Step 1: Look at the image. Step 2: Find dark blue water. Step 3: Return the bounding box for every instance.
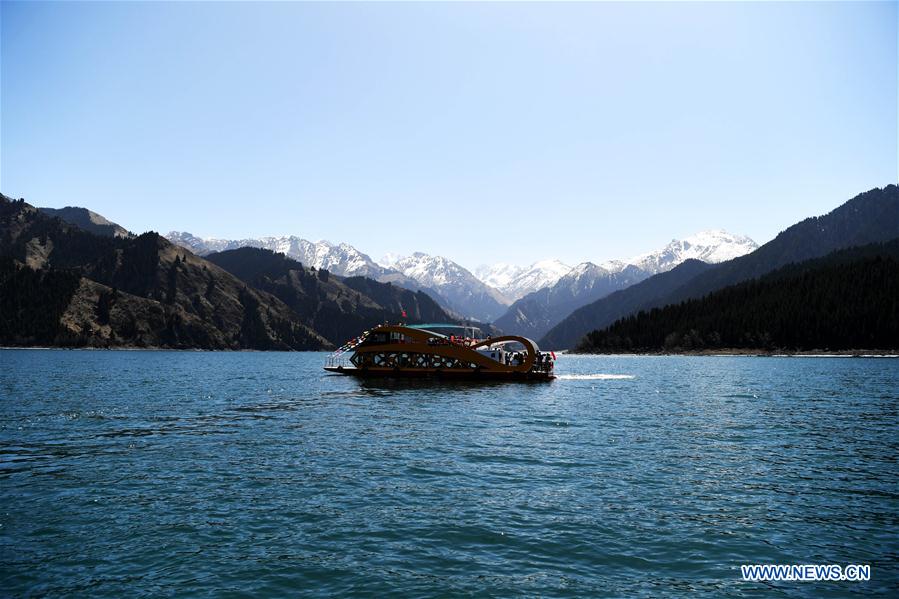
[1,351,897,597]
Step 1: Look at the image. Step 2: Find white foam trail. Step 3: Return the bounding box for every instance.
[556,373,635,380]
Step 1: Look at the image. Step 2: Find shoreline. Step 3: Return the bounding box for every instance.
[3,346,898,358]
[568,348,899,357]
[0,346,328,353]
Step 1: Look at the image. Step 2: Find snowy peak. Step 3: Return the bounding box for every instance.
[165,231,248,255]
[474,230,755,301]
[552,261,636,295]
[295,238,381,278]
[166,232,387,279]
[384,252,510,321]
[385,252,469,288]
[166,231,209,254]
[626,229,758,275]
[475,259,572,302]
[566,261,605,279]
[681,229,759,263]
[475,262,523,290]
[492,229,756,339]
[165,227,756,325]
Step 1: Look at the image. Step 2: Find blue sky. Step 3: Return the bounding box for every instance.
[2,1,896,269]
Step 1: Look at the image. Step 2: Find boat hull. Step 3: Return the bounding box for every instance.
[325,325,556,382]
[324,366,554,381]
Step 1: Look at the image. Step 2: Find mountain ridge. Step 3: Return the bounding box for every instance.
[167,228,756,326]
[576,240,899,353]
[1,196,330,350]
[493,229,758,340]
[475,259,573,302]
[166,231,449,306]
[204,247,456,347]
[39,206,133,239]
[541,184,899,349]
[381,251,510,322]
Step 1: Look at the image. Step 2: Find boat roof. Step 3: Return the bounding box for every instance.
[404,322,481,331]
[406,323,481,331]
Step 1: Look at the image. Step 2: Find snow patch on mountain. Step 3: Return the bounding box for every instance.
[625,229,758,275]
[475,262,524,291]
[166,233,386,278]
[475,259,572,302]
[166,228,756,325]
[383,252,510,321]
[492,229,757,338]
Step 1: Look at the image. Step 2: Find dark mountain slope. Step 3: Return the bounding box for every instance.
[39,206,132,238]
[494,264,650,341]
[205,247,454,346]
[539,259,713,349]
[663,184,899,304]
[542,184,899,349]
[0,196,328,349]
[577,241,899,353]
[340,276,451,322]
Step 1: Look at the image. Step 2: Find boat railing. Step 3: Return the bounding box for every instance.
[529,355,556,374]
[326,354,353,368]
[326,330,372,369]
[427,337,484,347]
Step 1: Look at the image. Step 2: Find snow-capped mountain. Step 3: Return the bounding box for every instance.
[475,259,572,302]
[167,232,391,277]
[382,252,510,322]
[165,232,440,297]
[494,262,652,340]
[493,229,757,339]
[166,232,217,255]
[166,228,756,328]
[627,229,758,275]
[474,262,523,291]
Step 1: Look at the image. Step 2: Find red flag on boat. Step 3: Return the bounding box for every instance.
[550,351,556,360]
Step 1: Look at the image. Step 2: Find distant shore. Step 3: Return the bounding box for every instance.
[3,345,897,358]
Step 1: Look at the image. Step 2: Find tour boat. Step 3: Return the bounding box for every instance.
[324,323,555,381]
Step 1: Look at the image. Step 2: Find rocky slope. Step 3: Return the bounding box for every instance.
[1,196,328,349]
[205,247,454,346]
[39,206,132,238]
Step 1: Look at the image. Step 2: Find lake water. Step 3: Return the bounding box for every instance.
[1,351,897,597]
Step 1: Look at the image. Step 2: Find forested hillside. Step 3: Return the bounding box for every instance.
[0,196,328,349]
[577,242,899,353]
[539,260,713,349]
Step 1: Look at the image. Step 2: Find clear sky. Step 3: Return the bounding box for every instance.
[2,1,896,269]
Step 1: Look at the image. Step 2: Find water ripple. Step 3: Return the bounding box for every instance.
[0,350,896,597]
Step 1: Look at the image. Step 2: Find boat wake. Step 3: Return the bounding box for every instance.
[556,373,635,380]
